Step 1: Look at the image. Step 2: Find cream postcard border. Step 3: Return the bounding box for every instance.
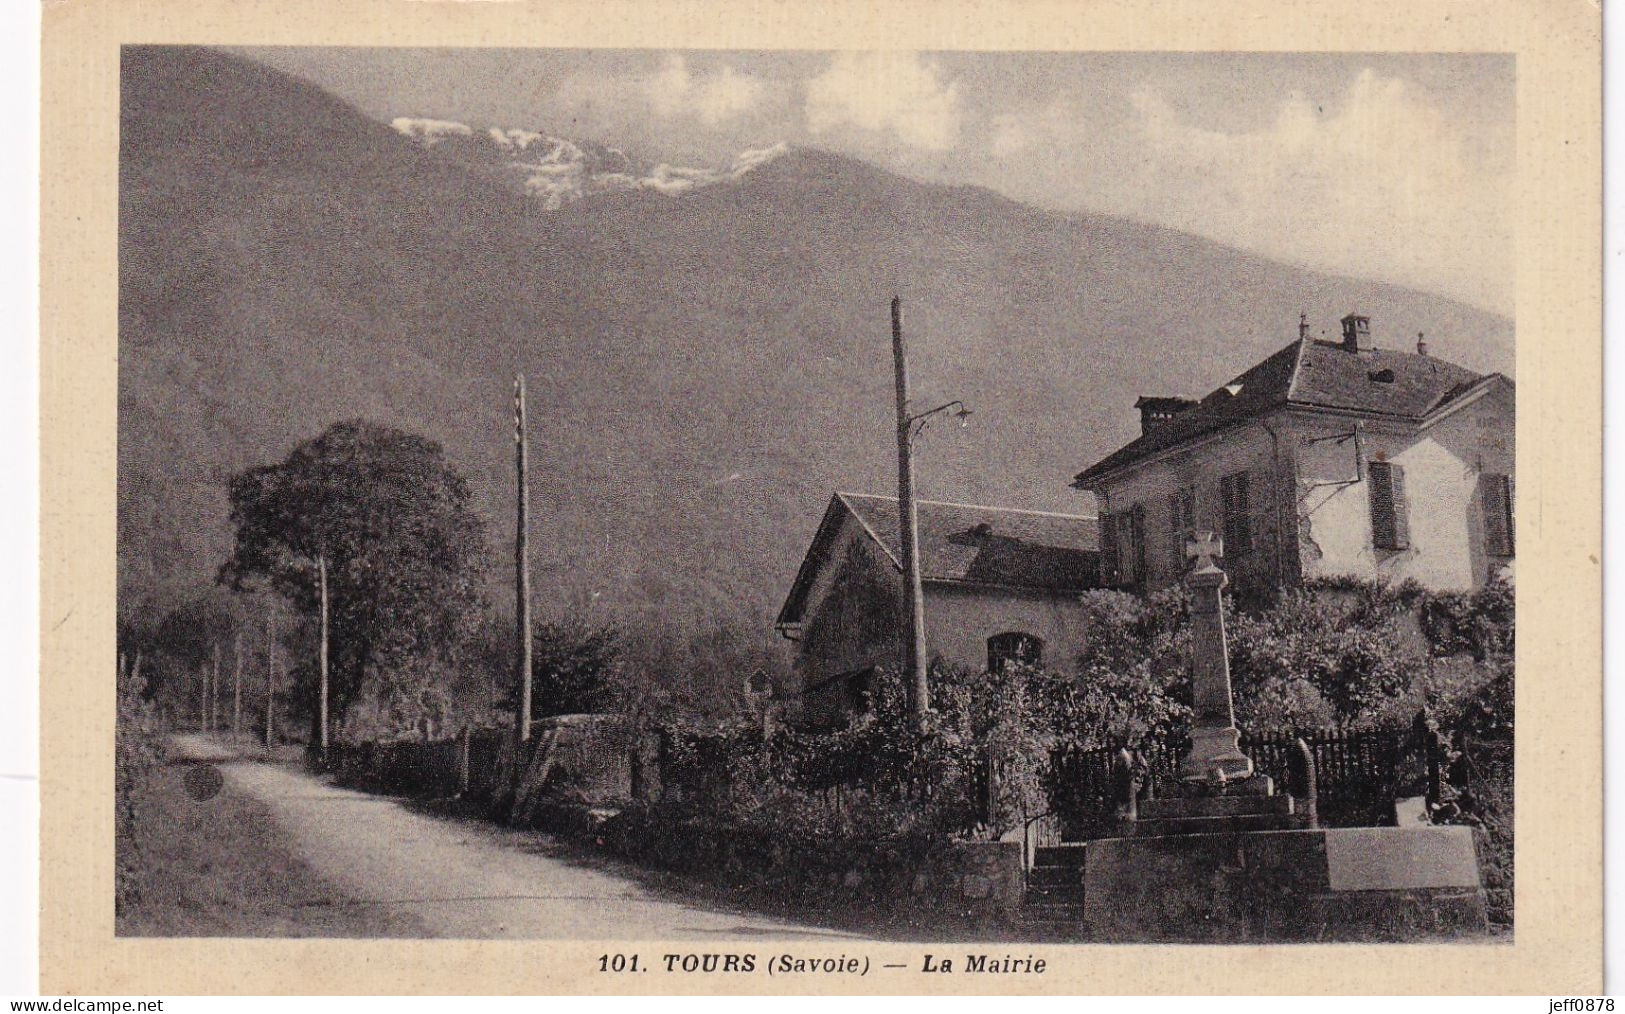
[39,0,1602,995]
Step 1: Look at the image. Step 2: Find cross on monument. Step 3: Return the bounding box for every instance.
[1179,530,1255,783]
[1186,531,1224,572]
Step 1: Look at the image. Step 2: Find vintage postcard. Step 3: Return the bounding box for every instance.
[39,0,1601,996]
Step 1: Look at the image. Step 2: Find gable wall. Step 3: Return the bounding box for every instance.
[1293,391,1514,590]
[791,518,1091,722]
[921,583,1089,674]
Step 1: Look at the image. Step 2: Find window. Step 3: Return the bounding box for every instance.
[1481,472,1514,557]
[1101,502,1148,587]
[1219,471,1253,556]
[1126,503,1148,587]
[1367,460,1411,551]
[1098,511,1120,586]
[841,668,878,716]
[988,632,1044,672]
[1168,484,1196,565]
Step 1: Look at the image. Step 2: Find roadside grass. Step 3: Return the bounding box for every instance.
[116,750,424,938]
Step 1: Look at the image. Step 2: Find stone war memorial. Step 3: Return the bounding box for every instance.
[1075,532,1490,942]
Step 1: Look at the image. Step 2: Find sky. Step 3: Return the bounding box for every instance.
[238,47,1515,315]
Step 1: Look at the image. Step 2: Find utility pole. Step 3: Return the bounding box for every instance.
[514,374,535,748]
[264,612,276,752]
[318,553,330,759]
[198,663,207,731]
[891,297,931,729]
[232,629,243,736]
[210,642,221,733]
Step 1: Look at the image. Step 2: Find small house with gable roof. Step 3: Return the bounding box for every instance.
[775,492,1100,726]
[1073,314,1514,595]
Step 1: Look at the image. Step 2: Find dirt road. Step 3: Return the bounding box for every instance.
[169,734,859,940]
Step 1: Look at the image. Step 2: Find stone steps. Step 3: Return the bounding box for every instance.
[1025,880,1085,901]
[1033,844,1089,867]
[1026,864,1086,887]
[1138,792,1296,819]
[1022,858,1088,930]
[1126,812,1313,836]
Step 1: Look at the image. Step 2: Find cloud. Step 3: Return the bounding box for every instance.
[989,100,1072,159]
[643,54,766,126]
[989,69,1511,313]
[552,53,777,134]
[804,52,961,151]
[1120,69,1511,313]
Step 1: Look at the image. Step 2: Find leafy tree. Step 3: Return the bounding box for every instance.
[218,420,487,742]
[1057,588,1195,748]
[530,618,624,717]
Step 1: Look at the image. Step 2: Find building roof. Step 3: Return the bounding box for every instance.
[1073,337,1503,487]
[775,493,1099,627]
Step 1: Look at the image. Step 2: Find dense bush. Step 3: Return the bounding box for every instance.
[659,663,998,839]
[115,658,164,914]
[1061,576,1514,741]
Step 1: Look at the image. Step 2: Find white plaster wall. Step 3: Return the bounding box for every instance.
[1294,392,1514,590]
[922,584,1089,673]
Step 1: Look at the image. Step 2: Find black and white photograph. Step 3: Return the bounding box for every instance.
[108,43,1524,947]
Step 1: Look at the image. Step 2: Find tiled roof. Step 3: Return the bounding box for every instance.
[1073,338,1494,487]
[776,493,1099,626]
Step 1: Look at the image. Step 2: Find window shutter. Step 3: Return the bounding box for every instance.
[1481,472,1514,557]
[1169,485,1195,564]
[1099,511,1120,586]
[1388,464,1411,549]
[1221,471,1252,556]
[1368,461,1411,550]
[1168,490,1184,565]
[1129,503,1148,587]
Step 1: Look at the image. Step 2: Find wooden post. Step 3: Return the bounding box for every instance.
[210,642,221,734]
[232,629,243,736]
[459,725,471,796]
[890,297,930,729]
[514,375,534,746]
[318,554,330,759]
[198,663,207,731]
[264,613,276,751]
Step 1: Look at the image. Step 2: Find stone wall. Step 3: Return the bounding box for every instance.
[909,841,1026,923]
[1080,826,1488,942]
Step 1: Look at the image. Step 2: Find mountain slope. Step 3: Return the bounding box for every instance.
[119,46,1515,663]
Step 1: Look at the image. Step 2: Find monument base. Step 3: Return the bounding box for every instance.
[1078,826,1488,942]
[1128,784,1310,836]
[1179,724,1254,782]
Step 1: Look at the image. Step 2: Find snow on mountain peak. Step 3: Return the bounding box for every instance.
[487,126,545,152]
[730,141,790,175]
[390,117,474,146]
[390,116,789,210]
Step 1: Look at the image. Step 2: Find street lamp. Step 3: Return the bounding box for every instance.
[890,297,971,731]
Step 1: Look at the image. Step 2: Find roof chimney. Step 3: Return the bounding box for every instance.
[1299,312,1310,340]
[1135,396,1198,436]
[1340,313,1370,353]
[1416,332,1428,356]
